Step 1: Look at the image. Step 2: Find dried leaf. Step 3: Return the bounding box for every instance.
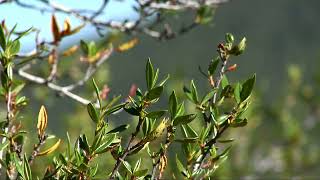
[116,38,139,52]
[62,45,78,56]
[37,139,61,156]
[61,18,71,36]
[69,23,85,35]
[51,14,60,43]
[37,105,48,137]
[86,47,113,64]
[48,49,57,64]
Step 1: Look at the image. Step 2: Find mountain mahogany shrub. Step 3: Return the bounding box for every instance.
[0,23,255,179]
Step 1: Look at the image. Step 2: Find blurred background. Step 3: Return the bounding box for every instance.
[1,0,320,178]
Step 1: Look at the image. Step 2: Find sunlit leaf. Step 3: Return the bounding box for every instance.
[0,24,6,50]
[145,86,163,101]
[146,58,154,90]
[107,124,129,134]
[240,74,256,102]
[62,45,78,56]
[116,38,138,52]
[37,139,61,156]
[87,103,99,123]
[173,114,197,126]
[51,14,60,43]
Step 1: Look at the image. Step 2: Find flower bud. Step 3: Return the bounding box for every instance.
[225,33,234,44]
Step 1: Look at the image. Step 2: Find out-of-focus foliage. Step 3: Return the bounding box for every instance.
[0,18,254,179]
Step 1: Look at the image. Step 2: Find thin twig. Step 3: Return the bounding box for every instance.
[193,48,229,173]
[28,135,48,164]
[18,64,99,108]
[109,117,144,179]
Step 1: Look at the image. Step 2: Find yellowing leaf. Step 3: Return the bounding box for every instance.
[48,53,54,64]
[116,38,139,52]
[37,139,61,156]
[51,14,60,43]
[37,105,48,137]
[86,47,113,64]
[62,45,78,56]
[144,118,168,142]
[61,18,71,36]
[69,23,85,35]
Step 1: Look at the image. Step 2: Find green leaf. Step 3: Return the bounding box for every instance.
[8,40,20,55]
[173,114,197,126]
[240,74,256,102]
[80,40,89,55]
[6,62,13,80]
[146,58,154,90]
[87,103,99,123]
[234,83,241,103]
[12,83,25,94]
[237,37,247,54]
[152,69,159,88]
[79,134,90,153]
[88,41,97,57]
[146,110,167,119]
[66,132,71,158]
[145,86,163,101]
[183,86,193,102]
[169,91,178,119]
[133,169,148,177]
[199,124,211,143]
[219,146,232,159]
[175,138,198,143]
[103,95,122,109]
[107,124,129,134]
[230,118,248,127]
[218,138,235,143]
[0,25,6,51]
[90,164,99,177]
[176,155,189,177]
[190,80,198,103]
[208,58,219,75]
[0,141,9,151]
[221,75,229,89]
[14,27,33,41]
[103,103,126,116]
[158,74,170,86]
[183,124,198,138]
[142,117,155,136]
[225,33,234,44]
[121,160,132,174]
[133,158,141,172]
[23,154,32,180]
[217,114,229,125]
[200,89,217,105]
[58,153,68,165]
[92,79,101,107]
[176,102,185,117]
[1,72,8,90]
[196,6,214,25]
[124,106,140,116]
[95,133,117,154]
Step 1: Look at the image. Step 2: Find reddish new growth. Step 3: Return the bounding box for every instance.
[100,85,111,100]
[127,84,138,100]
